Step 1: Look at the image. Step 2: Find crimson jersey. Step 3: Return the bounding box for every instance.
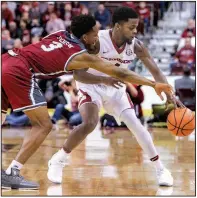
[11,30,86,79]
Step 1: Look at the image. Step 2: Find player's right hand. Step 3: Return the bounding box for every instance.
[102,77,124,89]
[154,83,174,101]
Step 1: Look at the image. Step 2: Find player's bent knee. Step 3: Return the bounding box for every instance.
[43,121,53,133]
[32,119,53,134]
[42,120,53,133]
[83,119,98,134]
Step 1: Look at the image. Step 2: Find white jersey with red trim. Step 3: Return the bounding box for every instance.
[88,29,136,77]
[76,29,137,125]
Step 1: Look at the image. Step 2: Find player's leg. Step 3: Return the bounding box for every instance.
[1,87,9,125]
[11,106,52,165]
[120,108,173,186]
[1,88,11,190]
[2,106,52,190]
[48,102,99,183]
[105,89,173,186]
[63,103,99,152]
[2,56,50,189]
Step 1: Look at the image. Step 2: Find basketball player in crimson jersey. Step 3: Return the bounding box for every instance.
[48,8,174,186]
[2,14,173,190]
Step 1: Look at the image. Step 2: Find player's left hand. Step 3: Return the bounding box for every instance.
[165,94,176,111]
[165,94,185,110]
[154,83,174,101]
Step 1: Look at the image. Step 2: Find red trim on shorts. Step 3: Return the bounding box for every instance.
[78,89,92,107]
[126,93,134,108]
[150,155,159,161]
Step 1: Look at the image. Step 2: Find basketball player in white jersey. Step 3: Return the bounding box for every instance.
[47,7,173,186]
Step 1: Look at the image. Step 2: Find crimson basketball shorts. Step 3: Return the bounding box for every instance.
[2,53,47,113]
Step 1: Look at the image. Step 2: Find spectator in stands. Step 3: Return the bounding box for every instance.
[71,2,82,17]
[87,2,99,15]
[39,2,48,15]
[63,3,72,29]
[18,2,31,13]
[122,2,136,10]
[21,11,31,29]
[175,67,195,90]
[46,12,65,34]
[15,3,23,23]
[175,67,195,109]
[170,37,195,72]
[29,2,41,20]
[137,2,150,33]
[81,6,89,15]
[7,2,17,18]
[42,2,57,25]
[2,29,14,54]
[2,2,14,28]
[94,3,111,30]
[2,19,6,30]
[182,19,196,38]
[19,19,31,46]
[4,111,30,127]
[30,18,43,37]
[13,38,23,49]
[31,36,40,44]
[8,21,20,39]
[51,79,82,128]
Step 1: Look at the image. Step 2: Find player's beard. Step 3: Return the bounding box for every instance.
[125,37,133,45]
[86,43,97,54]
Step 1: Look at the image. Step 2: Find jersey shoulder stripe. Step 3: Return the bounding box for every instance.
[42,30,65,39]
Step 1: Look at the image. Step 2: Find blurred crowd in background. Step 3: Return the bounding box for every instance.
[2,1,170,50]
[2,1,196,130]
[2,1,195,73]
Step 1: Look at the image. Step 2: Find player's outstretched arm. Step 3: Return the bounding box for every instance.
[67,52,156,87]
[73,68,104,84]
[134,39,168,84]
[67,53,174,100]
[134,39,174,103]
[73,69,123,89]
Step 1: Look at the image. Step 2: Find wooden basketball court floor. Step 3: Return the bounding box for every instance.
[1,124,195,196]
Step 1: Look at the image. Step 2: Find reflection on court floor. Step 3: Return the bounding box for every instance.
[2,125,195,196]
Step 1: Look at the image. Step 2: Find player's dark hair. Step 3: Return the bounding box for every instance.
[112,7,138,26]
[71,14,96,39]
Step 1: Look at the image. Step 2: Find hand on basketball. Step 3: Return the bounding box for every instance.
[102,77,124,89]
[154,83,174,101]
[165,94,176,111]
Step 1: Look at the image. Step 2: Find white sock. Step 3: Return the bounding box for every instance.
[153,159,164,171]
[6,160,23,175]
[120,109,164,170]
[52,148,68,161]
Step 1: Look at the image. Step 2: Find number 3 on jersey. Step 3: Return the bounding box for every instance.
[41,41,63,52]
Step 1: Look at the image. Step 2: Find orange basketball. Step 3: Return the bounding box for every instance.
[167,108,195,136]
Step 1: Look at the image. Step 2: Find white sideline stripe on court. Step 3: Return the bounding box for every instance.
[14,102,47,112]
[30,75,36,105]
[42,30,65,39]
[64,49,87,71]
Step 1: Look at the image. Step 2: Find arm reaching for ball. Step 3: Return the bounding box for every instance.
[67,52,174,100]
